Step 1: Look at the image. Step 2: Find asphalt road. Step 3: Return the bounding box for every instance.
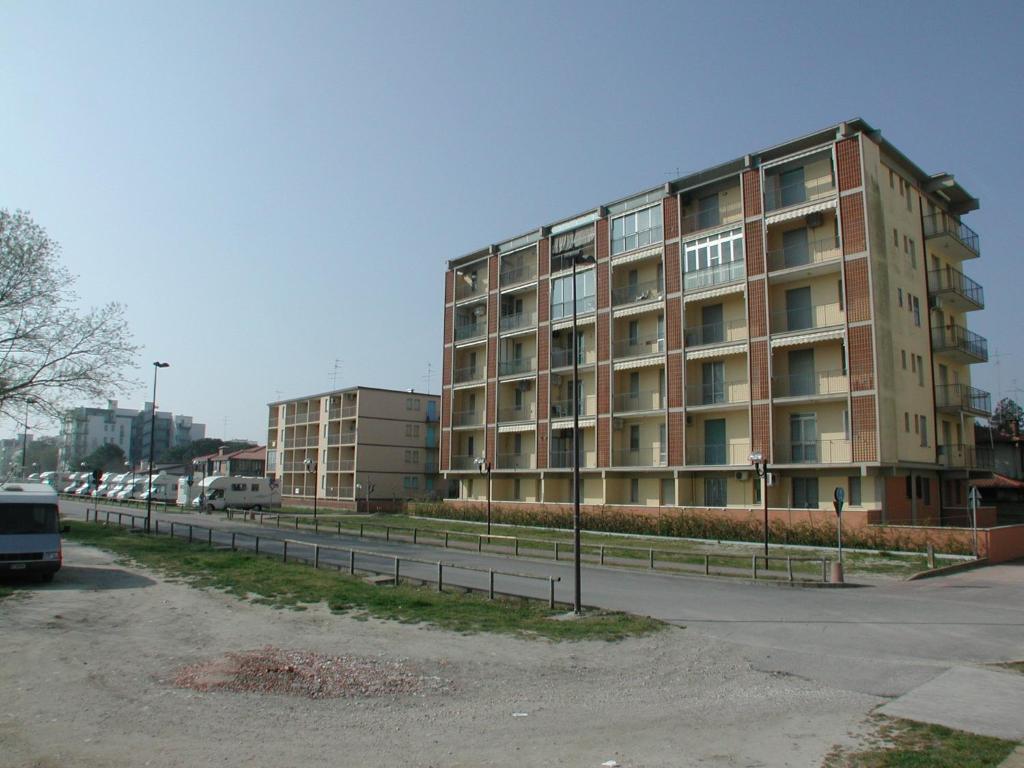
[60,499,1024,698]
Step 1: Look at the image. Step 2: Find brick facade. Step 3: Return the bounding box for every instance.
[664,241,680,294]
[597,415,610,466]
[667,353,683,408]
[742,169,761,217]
[747,279,767,338]
[751,402,770,461]
[665,296,682,351]
[840,193,867,255]
[836,137,862,192]
[847,325,875,391]
[744,221,765,276]
[851,394,878,462]
[844,257,871,322]
[663,194,679,241]
[668,411,684,466]
[749,339,770,401]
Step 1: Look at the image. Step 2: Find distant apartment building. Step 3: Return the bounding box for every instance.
[440,118,990,525]
[267,387,440,509]
[193,445,266,479]
[0,435,29,472]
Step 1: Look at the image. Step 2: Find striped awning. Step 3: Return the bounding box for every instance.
[686,343,747,360]
[498,422,536,433]
[770,328,845,348]
[613,355,665,371]
[551,314,596,332]
[550,417,596,430]
[613,299,664,319]
[610,244,663,266]
[765,198,837,225]
[683,282,745,304]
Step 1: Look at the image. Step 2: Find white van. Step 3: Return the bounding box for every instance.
[0,482,67,582]
[192,476,279,512]
[137,472,179,503]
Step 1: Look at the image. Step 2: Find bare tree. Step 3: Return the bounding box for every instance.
[0,209,139,423]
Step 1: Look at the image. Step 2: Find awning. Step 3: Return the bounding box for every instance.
[686,343,747,360]
[971,473,1024,490]
[683,282,745,304]
[498,422,536,434]
[613,299,664,319]
[611,244,663,266]
[614,355,665,371]
[765,198,837,225]
[551,225,595,256]
[551,417,596,430]
[770,328,845,348]
[551,314,596,332]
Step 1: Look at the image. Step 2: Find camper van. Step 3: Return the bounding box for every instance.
[0,482,67,581]
[191,476,279,511]
[137,472,180,503]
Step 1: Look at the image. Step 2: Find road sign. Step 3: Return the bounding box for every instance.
[833,486,844,516]
[833,487,845,564]
[968,486,981,505]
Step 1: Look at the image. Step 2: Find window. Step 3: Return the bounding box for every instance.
[779,166,806,207]
[920,416,928,447]
[911,355,916,373]
[513,478,521,499]
[912,296,921,327]
[705,477,727,507]
[753,477,761,504]
[921,477,931,505]
[914,414,919,434]
[551,269,596,320]
[888,168,895,189]
[629,478,639,504]
[901,350,907,369]
[849,476,861,506]
[403,476,419,490]
[513,433,522,454]
[898,288,903,307]
[906,475,913,499]
[789,413,817,462]
[903,235,908,253]
[611,203,663,255]
[792,477,819,509]
[905,182,913,212]
[697,194,719,229]
[406,398,421,411]
[843,409,850,440]
[893,228,899,247]
[629,425,640,453]
[683,228,744,290]
[908,239,916,268]
[917,355,924,386]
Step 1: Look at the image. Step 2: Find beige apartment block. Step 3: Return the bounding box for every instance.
[440,118,991,526]
[267,386,440,510]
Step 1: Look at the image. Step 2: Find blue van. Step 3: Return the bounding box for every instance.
[0,482,67,582]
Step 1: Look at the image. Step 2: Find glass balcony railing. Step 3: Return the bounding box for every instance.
[766,236,841,272]
[551,346,595,368]
[611,278,664,307]
[773,439,852,464]
[549,450,596,469]
[497,453,536,469]
[454,279,487,301]
[683,260,745,292]
[499,309,538,333]
[453,365,484,384]
[452,411,484,427]
[325,459,355,472]
[454,320,486,342]
[764,174,836,212]
[498,404,536,422]
[935,384,991,415]
[927,268,984,310]
[931,324,988,363]
[499,263,537,286]
[612,334,665,359]
[550,395,597,419]
[613,390,665,413]
[772,369,849,398]
[923,213,980,257]
[612,446,666,467]
[684,318,747,347]
[551,295,596,320]
[498,357,537,377]
[450,455,478,470]
[770,302,844,334]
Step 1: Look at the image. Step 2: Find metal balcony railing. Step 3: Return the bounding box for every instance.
[325,459,355,472]
[685,380,750,407]
[498,405,536,422]
[336,486,355,498]
[454,279,487,301]
[764,173,836,212]
[773,439,852,464]
[550,395,597,419]
[499,263,537,286]
[549,450,597,469]
[938,444,991,469]
[766,236,841,272]
[928,268,984,309]
[283,437,319,449]
[613,390,665,413]
[931,324,988,362]
[683,260,745,292]
[551,346,596,368]
[449,456,477,470]
[685,442,752,466]
[551,295,596,320]
[499,309,538,333]
[498,357,537,377]
[327,431,356,446]
[453,365,484,384]
[770,302,844,334]
[679,203,743,237]
[611,278,664,307]
[452,411,484,427]
[454,320,486,342]
[612,446,666,467]
[935,384,991,415]
[497,453,536,470]
[772,369,849,398]
[612,334,665,359]
[923,213,980,256]
[684,318,747,347]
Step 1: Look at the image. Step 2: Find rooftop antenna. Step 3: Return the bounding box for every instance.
[990,348,1008,403]
[665,166,683,180]
[222,416,228,438]
[329,359,343,390]
[422,362,434,394]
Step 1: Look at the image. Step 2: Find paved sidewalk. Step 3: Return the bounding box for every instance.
[1000,745,1024,767]
[879,666,1024,741]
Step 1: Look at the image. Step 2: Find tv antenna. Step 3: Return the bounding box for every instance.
[422,362,434,394]
[329,359,344,389]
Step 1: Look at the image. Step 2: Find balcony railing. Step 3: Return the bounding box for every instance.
[450,455,478,470]
[285,412,319,425]
[454,320,486,342]
[551,346,596,368]
[773,439,852,464]
[685,442,752,466]
[499,263,537,286]
[764,173,836,212]
[931,324,988,363]
[923,213,980,257]
[498,404,536,422]
[335,486,355,498]
[684,318,747,347]
[454,279,487,301]
[499,309,538,333]
[938,444,991,469]
[327,431,356,446]
[550,395,597,419]
[498,357,537,377]
[549,450,596,469]
[453,365,484,384]
[283,437,319,449]
[927,268,984,309]
[497,453,536,470]
[325,459,355,472]
[611,277,664,307]
[612,334,665,359]
[613,445,666,467]
[282,461,316,472]
[772,369,849,398]
[551,295,596,320]
[452,411,484,427]
[613,390,665,413]
[685,379,750,407]
[770,302,844,334]
[683,260,745,292]
[679,203,743,237]
[766,236,841,272]
[935,384,991,415]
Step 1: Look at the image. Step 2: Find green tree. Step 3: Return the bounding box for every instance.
[81,443,127,473]
[992,398,1023,434]
[158,437,256,465]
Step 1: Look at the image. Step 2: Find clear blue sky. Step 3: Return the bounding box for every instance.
[2,0,1022,442]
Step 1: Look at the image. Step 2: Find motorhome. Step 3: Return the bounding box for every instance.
[137,472,180,503]
[0,482,67,581]
[191,476,279,511]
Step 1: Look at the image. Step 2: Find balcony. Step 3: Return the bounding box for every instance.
[283,437,319,449]
[551,346,596,369]
[326,431,356,446]
[454,320,486,342]
[551,295,596,321]
[931,324,988,364]
[454,279,487,302]
[450,455,478,471]
[772,369,849,399]
[684,318,747,348]
[936,384,991,416]
[497,453,536,470]
[550,395,597,419]
[613,446,666,467]
[773,439,852,464]
[611,277,664,308]
[453,365,485,385]
[498,357,537,378]
[685,380,750,408]
[767,236,841,273]
[938,444,992,470]
[928,268,984,312]
[770,302,844,334]
[336,486,355,498]
[923,213,980,260]
[499,263,537,287]
[613,390,665,413]
[612,334,665,360]
[550,450,596,469]
[285,411,319,426]
[764,174,836,213]
[683,260,746,292]
[498,404,536,422]
[452,411,484,428]
[328,405,357,420]
[325,459,355,472]
[680,203,743,238]
[685,442,751,466]
[499,309,538,333]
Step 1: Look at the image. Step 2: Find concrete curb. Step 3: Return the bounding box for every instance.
[905,557,989,581]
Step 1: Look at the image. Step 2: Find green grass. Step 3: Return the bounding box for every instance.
[827,718,1017,767]
[998,661,1024,675]
[0,585,13,600]
[64,521,665,642]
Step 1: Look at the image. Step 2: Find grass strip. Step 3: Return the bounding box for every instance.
[827,717,1017,767]
[64,521,665,642]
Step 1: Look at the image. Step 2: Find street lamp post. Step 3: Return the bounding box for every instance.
[20,399,35,477]
[304,457,318,520]
[474,457,492,535]
[749,451,770,557]
[570,250,594,615]
[146,362,170,533]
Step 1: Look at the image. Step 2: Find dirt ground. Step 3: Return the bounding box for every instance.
[0,543,881,768]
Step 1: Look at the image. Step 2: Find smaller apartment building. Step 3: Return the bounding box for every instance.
[266,386,440,509]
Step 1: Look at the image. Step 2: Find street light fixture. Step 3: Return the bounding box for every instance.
[20,398,36,477]
[570,249,594,615]
[304,457,318,520]
[749,451,770,557]
[146,361,170,533]
[474,457,493,535]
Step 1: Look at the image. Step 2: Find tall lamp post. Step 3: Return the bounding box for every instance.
[304,457,318,520]
[474,457,492,535]
[570,249,594,615]
[20,398,36,477]
[146,361,170,532]
[749,451,770,556]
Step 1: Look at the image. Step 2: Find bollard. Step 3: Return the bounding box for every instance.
[444,531,449,548]
[386,526,390,542]
[787,557,793,582]
[294,516,299,530]
[704,554,710,575]
[554,542,560,561]
[830,560,844,584]
[600,545,605,565]
[314,519,318,534]
[394,557,400,584]
[255,536,260,553]
[359,523,364,538]
[822,559,828,583]
[277,516,281,529]
[105,511,110,525]
[437,562,443,591]
[208,528,213,547]
[514,538,519,557]
[413,528,417,544]
[548,578,555,609]
[927,542,936,569]
[259,512,264,525]
[314,545,320,569]
[752,555,757,579]
[283,541,288,562]
[231,532,236,551]
[349,550,355,575]
[171,522,176,538]
[155,520,160,535]
[188,525,193,544]
[488,569,494,600]
[337,521,341,536]
[649,548,655,569]
[477,535,483,552]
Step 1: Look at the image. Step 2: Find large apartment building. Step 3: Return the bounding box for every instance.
[266,386,441,509]
[440,118,990,525]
